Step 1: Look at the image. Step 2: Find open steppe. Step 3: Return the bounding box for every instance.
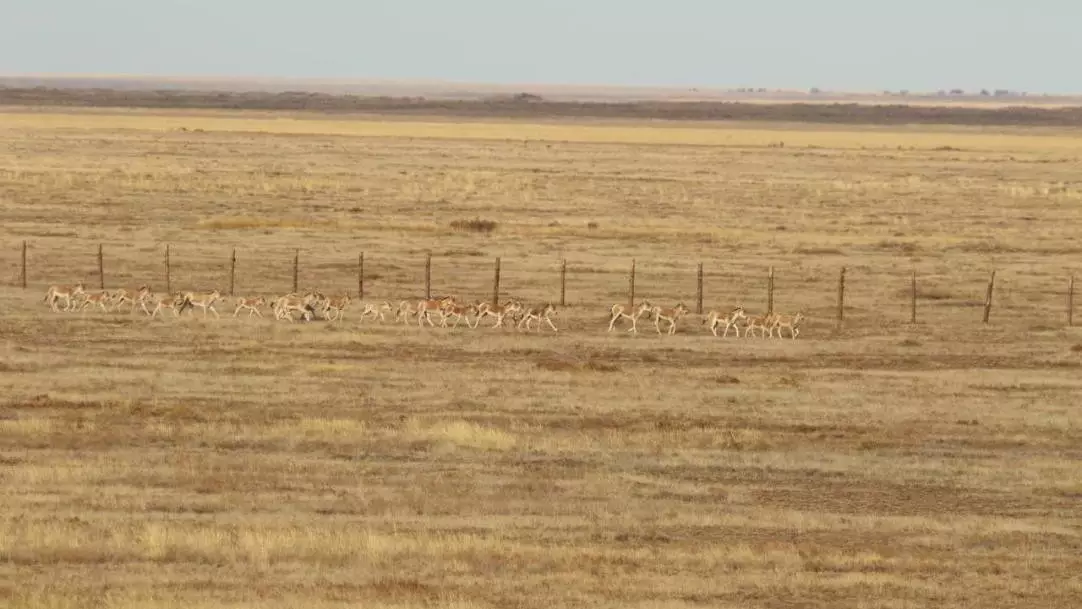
[2,105,1082,608]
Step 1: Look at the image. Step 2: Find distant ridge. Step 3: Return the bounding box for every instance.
[1,73,1080,107]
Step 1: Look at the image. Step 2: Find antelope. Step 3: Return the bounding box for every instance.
[272,293,297,320]
[322,294,352,322]
[357,300,391,324]
[476,300,522,328]
[233,296,267,318]
[354,300,393,324]
[441,302,480,329]
[149,293,184,318]
[110,286,152,314]
[768,312,805,339]
[44,283,86,312]
[518,303,559,332]
[273,291,324,322]
[652,303,690,335]
[77,290,112,314]
[504,302,527,327]
[608,301,653,333]
[742,312,778,338]
[177,290,222,319]
[417,296,455,327]
[704,307,747,338]
[394,300,419,324]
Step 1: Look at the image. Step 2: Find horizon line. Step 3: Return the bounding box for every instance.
[0,72,1076,99]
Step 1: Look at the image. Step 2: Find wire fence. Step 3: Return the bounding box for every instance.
[4,240,1078,331]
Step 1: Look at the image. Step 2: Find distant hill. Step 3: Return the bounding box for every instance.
[3,74,1082,127]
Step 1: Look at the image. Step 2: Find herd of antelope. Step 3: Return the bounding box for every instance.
[40,282,805,338]
[608,301,804,339]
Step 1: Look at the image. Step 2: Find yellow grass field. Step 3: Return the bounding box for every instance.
[2,108,1082,608]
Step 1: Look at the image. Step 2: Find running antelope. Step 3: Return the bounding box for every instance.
[322,294,352,322]
[233,296,267,318]
[518,303,559,332]
[416,296,456,327]
[110,286,152,314]
[608,301,653,333]
[742,312,778,338]
[476,300,522,328]
[504,303,527,328]
[704,307,747,338]
[394,300,419,324]
[77,290,112,314]
[768,312,805,339]
[652,303,690,335]
[273,292,322,322]
[149,293,185,318]
[272,293,299,321]
[441,302,480,329]
[44,283,86,312]
[177,290,222,319]
[359,301,394,323]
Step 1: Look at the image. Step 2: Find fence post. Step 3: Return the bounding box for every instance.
[492,257,501,307]
[628,258,636,308]
[560,259,567,307]
[1068,275,1075,327]
[292,249,299,293]
[229,248,236,296]
[358,253,364,300]
[836,266,846,329]
[165,244,171,295]
[982,270,996,324]
[908,268,917,324]
[20,240,27,289]
[767,266,775,315]
[98,244,105,290]
[696,262,704,315]
[424,253,432,300]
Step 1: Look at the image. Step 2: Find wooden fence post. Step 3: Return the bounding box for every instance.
[696,262,704,315]
[20,240,27,289]
[424,253,432,300]
[560,259,567,307]
[358,253,364,299]
[492,257,501,307]
[98,244,105,290]
[229,248,236,296]
[767,266,775,315]
[836,266,846,329]
[1068,275,1074,327]
[165,244,171,295]
[982,270,996,324]
[628,258,636,308]
[909,270,917,324]
[292,249,299,293]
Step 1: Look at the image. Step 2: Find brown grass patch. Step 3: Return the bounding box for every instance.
[450,217,498,233]
[536,356,622,373]
[197,215,335,230]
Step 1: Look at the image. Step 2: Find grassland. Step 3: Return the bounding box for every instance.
[1,107,1082,608]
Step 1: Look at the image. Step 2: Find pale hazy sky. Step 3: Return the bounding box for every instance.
[2,0,1078,93]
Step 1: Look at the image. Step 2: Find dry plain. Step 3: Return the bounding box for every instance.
[2,106,1082,608]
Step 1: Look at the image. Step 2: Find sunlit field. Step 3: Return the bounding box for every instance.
[2,107,1081,608]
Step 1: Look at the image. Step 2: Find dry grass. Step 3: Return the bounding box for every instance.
[1,108,1082,608]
